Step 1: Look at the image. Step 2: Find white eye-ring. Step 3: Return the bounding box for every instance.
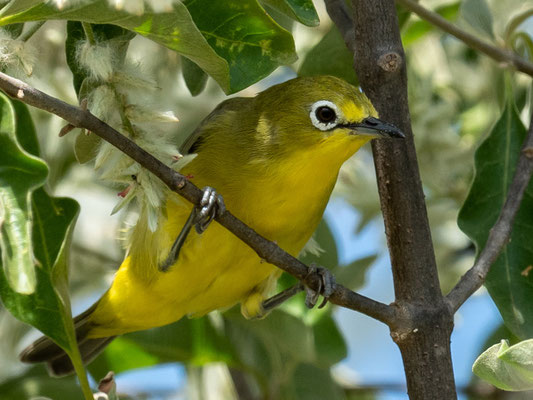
[310,100,341,131]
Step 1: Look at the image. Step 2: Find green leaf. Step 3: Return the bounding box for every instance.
[2,22,24,37]
[88,337,159,378]
[458,98,533,339]
[402,3,460,47]
[312,314,347,367]
[0,365,83,400]
[282,363,345,400]
[298,26,357,86]
[460,0,494,39]
[332,254,377,291]
[0,0,297,93]
[473,339,533,391]
[504,8,533,46]
[260,0,319,27]
[0,96,84,384]
[181,57,208,96]
[183,0,297,92]
[0,93,47,294]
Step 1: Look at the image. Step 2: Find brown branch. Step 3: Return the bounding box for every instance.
[447,115,533,311]
[396,0,533,78]
[332,0,457,397]
[0,71,396,326]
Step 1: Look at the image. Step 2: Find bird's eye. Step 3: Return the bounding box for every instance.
[315,106,336,123]
[310,100,341,131]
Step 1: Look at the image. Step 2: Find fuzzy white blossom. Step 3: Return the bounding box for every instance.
[49,0,89,9]
[77,41,115,81]
[125,105,179,123]
[0,30,37,76]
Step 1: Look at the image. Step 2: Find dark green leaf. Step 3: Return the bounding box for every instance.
[300,218,338,268]
[0,0,297,93]
[0,93,47,294]
[181,57,208,96]
[0,365,83,400]
[298,26,357,85]
[458,99,533,339]
[260,0,319,27]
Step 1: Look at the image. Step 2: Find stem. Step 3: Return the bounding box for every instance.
[396,0,533,78]
[19,21,46,42]
[82,22,96,45]
[0,71,397,326]
[70,350,93,400]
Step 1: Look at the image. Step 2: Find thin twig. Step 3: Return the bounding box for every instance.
[0,71,396,326]
[396,0,533,78]
[447,115,533,311]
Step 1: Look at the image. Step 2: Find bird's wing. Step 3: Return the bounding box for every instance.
[180,97,251,154]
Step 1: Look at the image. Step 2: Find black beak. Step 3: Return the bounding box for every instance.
[346,117,405,139]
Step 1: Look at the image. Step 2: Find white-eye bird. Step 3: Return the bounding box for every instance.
[20,75,403,375]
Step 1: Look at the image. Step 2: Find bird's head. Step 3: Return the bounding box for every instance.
[253,76,404,158]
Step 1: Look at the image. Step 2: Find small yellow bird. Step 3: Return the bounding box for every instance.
[20,76,403,375]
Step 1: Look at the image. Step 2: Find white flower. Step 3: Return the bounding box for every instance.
[77,41,115,82]
[0,30,37,76]
[107,0,178,14]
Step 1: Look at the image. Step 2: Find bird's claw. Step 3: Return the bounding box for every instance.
[194,186,225,234]
[304,263,336,309]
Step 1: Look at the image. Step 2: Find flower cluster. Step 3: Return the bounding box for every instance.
[75,36,191,231]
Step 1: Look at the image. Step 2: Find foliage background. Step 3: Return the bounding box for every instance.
[1,0,533,398]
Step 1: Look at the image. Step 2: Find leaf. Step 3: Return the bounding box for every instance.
[181,56,208,97]
[504,8,533,46]
[311,314,347,367]
[298,26,358,86]
[473,339,533,391]
[0,365,83,400]
[88,337,159,378]
[402,2,460,47]
[281,363,345,400]
[0,0,297,94]
[3,22,24,38]
[460,0,494,39]
[0,93,48,294]
[458,98,533,339]
[260,0,319,27]
[0,96,82,366]
[94,316,236,369]
[332,254,377,291]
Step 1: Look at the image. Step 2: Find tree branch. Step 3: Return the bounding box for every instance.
[0,71,396,326]
[333,0,457,397]
[395,0,533,78]
[447,115,533,311]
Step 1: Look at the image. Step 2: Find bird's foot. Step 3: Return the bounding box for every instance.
[159,187,224,272]
[194,186,226,234]
[304,263,336,309]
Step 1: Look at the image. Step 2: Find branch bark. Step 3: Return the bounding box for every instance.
[0,71,396,325]
[327,0,457,398]
[396,0,533,78]
[447,115,533,311]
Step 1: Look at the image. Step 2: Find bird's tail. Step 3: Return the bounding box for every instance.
[19,303,115,377]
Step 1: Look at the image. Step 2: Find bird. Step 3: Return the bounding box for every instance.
[19,75,404,376]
